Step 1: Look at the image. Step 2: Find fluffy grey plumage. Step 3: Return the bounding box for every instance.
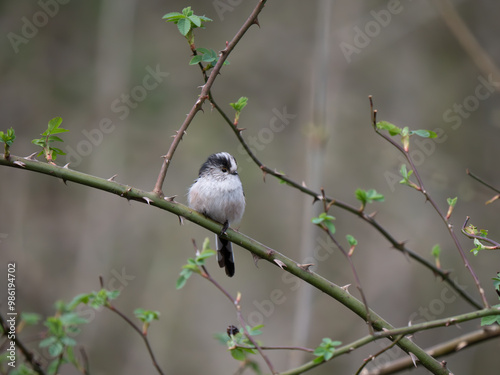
[188,152,245,277]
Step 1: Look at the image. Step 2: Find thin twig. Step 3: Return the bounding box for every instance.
[152,0,268,195]
[461,216,500,249]
[319,189,374,335]
[354,335,404,375]
[105,304,165,375]
[467,169,500,194]
[369,96,490,309]
[0,313,45,375]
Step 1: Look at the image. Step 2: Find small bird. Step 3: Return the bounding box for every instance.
[188,152,245,277]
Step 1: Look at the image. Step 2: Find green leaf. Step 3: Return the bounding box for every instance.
[324,220,336,234]
[447,197,457,207]
[230,97,249,112]
[481,310,500,326]
[492,273,500,291]
[188,14,201,27]
[47,127,69,135]
[176,273,191,289]
[60,336,77,347]
[177,18,191,36]
[355,189,367,205]
[431,244,441,258]
[198,15,213,23]
[47,117,63,132]
[47,135,64,143]
[162,12,183,21]
[0,127,16,147]
[60,312,88,326]
[230,347,246,361]
[197,249,216,261]
[346,235,357,246]
[376,121,401,136]
[67,293,92,310]
[189,55,203,65]
[20,312,42,326]
[39,336,58,348]
[311,213,336,234]
[410,129,437,138]
[48,342,64,357]
[134,308,160,323]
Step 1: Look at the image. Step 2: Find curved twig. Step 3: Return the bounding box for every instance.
[152,0,268,195]
[369,96,489,309]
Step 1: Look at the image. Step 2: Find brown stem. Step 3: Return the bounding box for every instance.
[461,216,500,249]
[106,304,165,375]
[152,0,268,195]
[369,96,490,309]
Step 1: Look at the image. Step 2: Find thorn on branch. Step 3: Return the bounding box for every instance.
[297,263,314,272]
[252,253,262,267]
[13,161,26,168]
[63,162,70,169]
[164,195,177,202]
[24,152,38,161]
[274,259,286,270]
[107,174,118,182]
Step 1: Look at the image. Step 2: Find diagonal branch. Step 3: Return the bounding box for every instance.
[0,154,451,374]
[152,0,267,196]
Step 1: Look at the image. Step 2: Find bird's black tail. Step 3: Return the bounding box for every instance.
[216,236,235,277]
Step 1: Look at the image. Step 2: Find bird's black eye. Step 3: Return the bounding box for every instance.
[221,167,228,173]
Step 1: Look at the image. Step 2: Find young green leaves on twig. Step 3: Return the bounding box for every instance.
[230,97,248,126]
[31,117,68,164]
[176,238,216,289]
[431,244,441,269]
[134,308,160,335]
[312,212,336,234]
[0,127,15,159]
[313,338,342,364]
[462,224,500,255]
[39,301,89,374]
[446,197,458,220]
[376,121,436,152]
[163,7,212,49]
[399,164,420,190]
[355,188,384,211]
[189,47,229,71]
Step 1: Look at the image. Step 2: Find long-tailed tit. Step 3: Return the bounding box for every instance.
[188,152,245,277]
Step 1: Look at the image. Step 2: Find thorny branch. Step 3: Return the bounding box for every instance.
[152,0,268,196]
[369,96,489,309]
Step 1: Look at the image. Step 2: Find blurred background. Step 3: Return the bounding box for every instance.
[1,0,499,374]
